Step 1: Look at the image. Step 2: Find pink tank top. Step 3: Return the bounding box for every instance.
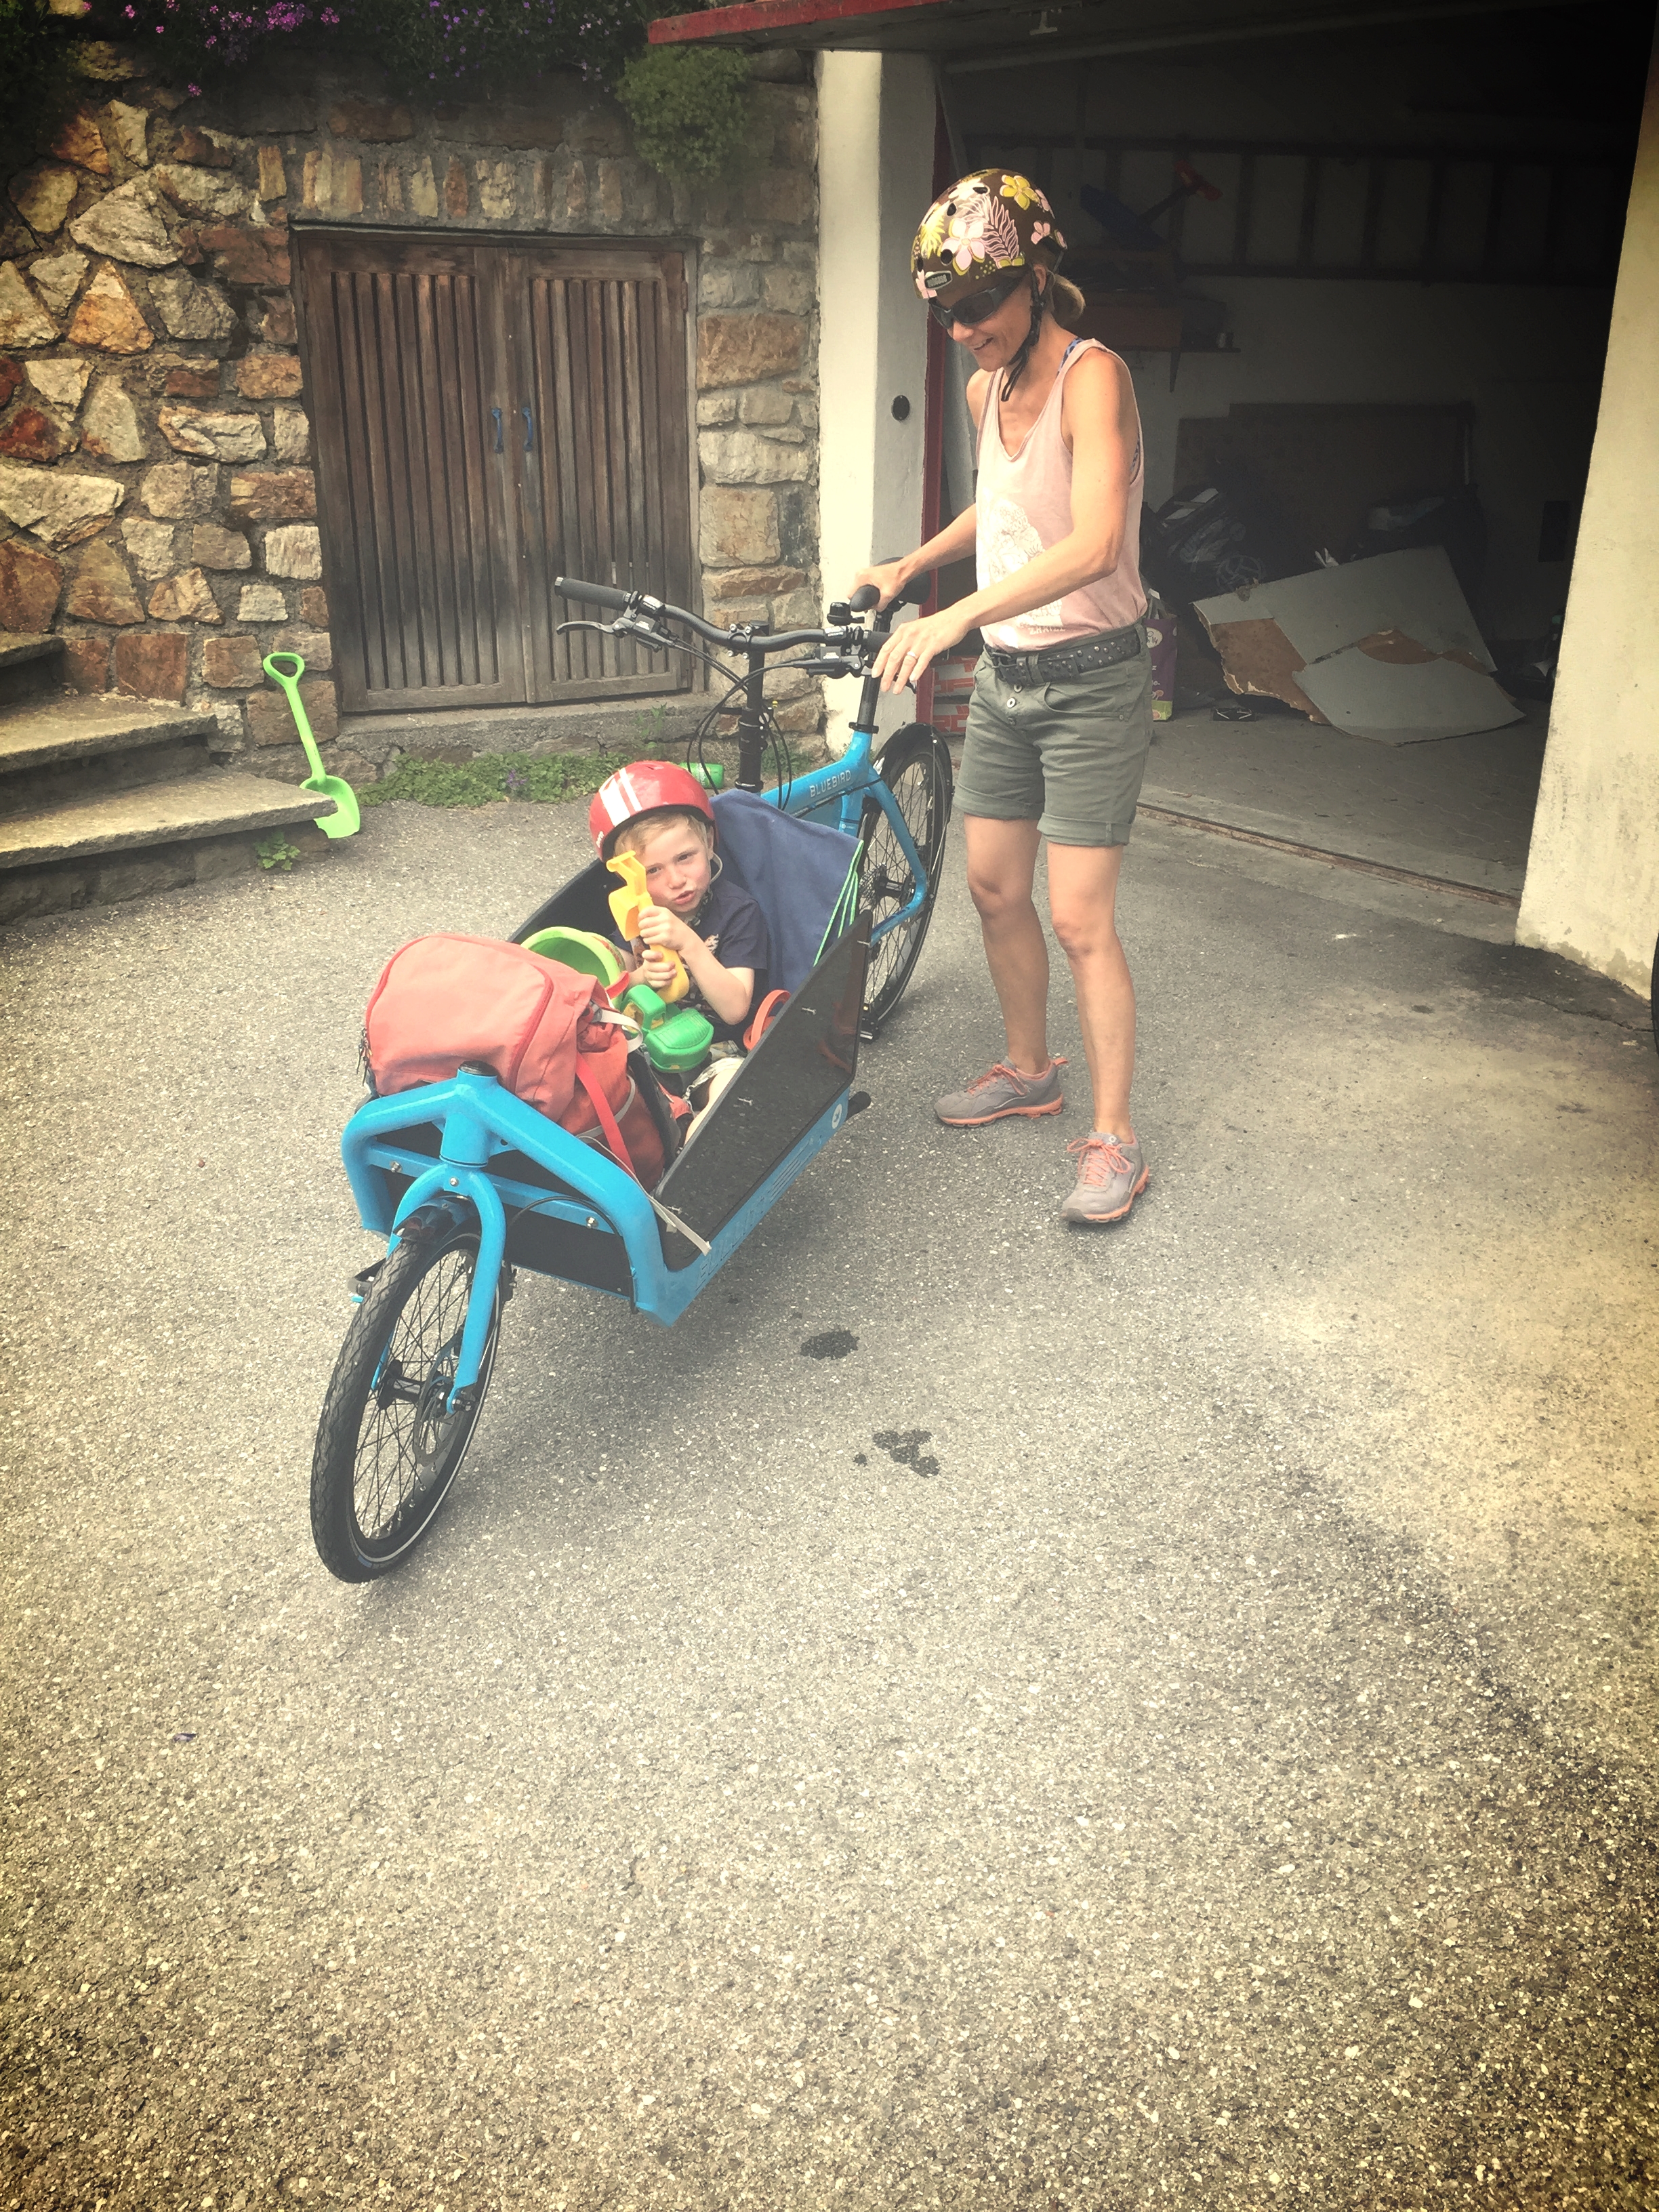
[975,337,1147,652]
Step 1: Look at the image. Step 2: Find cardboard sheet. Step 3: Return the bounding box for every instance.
[1193,546,1523,745]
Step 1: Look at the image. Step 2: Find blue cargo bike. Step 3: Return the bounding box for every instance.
[310,577,953,1581]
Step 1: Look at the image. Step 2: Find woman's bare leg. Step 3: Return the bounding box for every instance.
[1046,842,1135,1136]
[962,815,1051,1073]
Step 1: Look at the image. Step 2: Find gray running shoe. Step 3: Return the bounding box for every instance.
[936,1057,1066,1126]
[1060,1132,1149,1224]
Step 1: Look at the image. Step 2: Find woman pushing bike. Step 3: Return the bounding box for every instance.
[857,169,1153,1227]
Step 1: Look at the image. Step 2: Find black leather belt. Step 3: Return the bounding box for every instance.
[984,620,1145,687]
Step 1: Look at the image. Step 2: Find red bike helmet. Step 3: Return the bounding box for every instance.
[588,760,716,858]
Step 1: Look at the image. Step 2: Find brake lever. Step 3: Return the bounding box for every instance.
[554,615,674,651]
[613,615,674,651]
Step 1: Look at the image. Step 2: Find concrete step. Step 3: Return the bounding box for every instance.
[0,693,218,818]
[0,633,65,708]
[0,770,340,926]
[0,769,336,871]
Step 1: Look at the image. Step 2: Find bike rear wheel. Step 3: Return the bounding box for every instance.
[310,1213,504,1582]
[861,726,953,1035]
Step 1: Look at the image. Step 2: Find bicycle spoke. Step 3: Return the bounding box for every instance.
[350,1247,475,1542]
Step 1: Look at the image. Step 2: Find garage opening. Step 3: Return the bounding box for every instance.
[923,0,1656,911]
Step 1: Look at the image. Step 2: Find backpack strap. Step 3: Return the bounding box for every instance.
[573,1056,637,1181]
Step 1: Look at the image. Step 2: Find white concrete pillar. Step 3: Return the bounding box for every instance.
[1516,39,1659,995]
[816,51,937,752]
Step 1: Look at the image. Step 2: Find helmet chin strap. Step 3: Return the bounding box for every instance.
[1000,269,1047,401]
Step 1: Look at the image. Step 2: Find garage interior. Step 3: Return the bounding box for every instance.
[918,0,1656,911]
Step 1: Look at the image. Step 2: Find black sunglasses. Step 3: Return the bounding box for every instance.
[929,270,1026,331]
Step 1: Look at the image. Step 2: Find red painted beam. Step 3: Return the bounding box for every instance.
[649,0,942,46]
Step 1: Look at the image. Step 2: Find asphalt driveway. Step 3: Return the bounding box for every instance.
[2,793,1655,2211]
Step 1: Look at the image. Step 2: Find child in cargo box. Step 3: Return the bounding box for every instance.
[588,762,771,1047]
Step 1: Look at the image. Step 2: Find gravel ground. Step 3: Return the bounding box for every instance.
[2,796,1656,2212]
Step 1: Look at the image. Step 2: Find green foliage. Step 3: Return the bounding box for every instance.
[255,833,301,871]
[634,701,672,750]
[361,748,642,811]
[616,43,751,183]
[79,0,650,98]
[0,0,75,150]
[361,729,802,813]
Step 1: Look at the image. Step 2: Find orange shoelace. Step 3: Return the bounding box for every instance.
[1066,1134,1134,1184]
[968,1056,1065,1092]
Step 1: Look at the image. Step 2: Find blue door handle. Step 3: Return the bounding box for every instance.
[490,406,503,453]
[521,407,535,452]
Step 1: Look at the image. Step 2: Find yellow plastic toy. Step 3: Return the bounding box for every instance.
[605,849,690,1004]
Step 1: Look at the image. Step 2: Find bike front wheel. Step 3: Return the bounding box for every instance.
[310,1212,504,1582]
[861,725,953,1035]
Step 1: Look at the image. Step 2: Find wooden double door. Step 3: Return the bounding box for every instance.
[296,231,693,714]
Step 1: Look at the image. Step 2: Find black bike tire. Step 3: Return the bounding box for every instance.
[861,727,954,1035]
[310,1214,503,1583]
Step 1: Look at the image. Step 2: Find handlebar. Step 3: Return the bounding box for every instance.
[552,575,634,615]
[556,575,865,659]
[552,570,935,665]
[556,575,752,651]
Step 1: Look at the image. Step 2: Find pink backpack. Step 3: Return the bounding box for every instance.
[364,934,609,1124]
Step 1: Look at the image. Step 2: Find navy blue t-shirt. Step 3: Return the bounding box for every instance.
[684,874,770,1042]
[614,874,770,1045]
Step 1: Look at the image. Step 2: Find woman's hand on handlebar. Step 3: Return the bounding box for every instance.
[870,602,973,695]
[851,558,912,611]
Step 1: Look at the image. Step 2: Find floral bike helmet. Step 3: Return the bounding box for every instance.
[588,760,715,858]
[912,169,1067,392]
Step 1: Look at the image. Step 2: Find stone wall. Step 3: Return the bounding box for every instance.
[0,45,821,789]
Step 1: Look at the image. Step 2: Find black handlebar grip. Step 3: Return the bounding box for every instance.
[553,575,632,613]
[847,584,881,613]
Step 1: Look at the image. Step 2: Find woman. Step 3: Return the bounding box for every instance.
[857,169,1152,1227]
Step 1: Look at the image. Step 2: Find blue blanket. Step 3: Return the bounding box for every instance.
[712,789,857,998]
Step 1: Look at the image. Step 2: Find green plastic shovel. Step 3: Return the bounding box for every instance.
[262,651,360,838]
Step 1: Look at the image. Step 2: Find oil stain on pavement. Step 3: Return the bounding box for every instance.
[872,1427,941,1478]
[802,1330,859,1359]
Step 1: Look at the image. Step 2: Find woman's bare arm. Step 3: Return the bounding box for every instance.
[853,504,977,608]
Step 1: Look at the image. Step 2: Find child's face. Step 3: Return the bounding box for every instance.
[636,819,712,916]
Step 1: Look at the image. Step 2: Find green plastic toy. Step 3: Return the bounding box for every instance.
[621,983,714,1075]
[262,651,361,839]
[520,926,627,986]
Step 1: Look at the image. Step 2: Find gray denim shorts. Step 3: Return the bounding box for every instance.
[957,640,1153,847]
